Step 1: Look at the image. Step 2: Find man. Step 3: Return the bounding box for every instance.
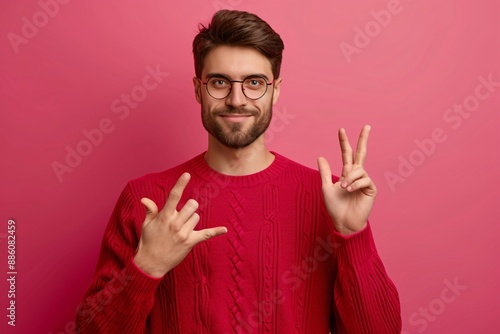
[76,10,401,333]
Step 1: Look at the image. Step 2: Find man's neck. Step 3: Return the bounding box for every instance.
[204,135,275,176]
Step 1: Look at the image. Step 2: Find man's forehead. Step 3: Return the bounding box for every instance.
[201,45,273,79]
[205,72,272,82]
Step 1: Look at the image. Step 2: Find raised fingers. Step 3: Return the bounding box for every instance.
[163,173,191,215]
[354,125,371,166]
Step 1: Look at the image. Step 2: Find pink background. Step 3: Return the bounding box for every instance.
[1,0,499,333]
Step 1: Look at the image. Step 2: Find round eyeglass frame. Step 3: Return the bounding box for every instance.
[199,75,274,100]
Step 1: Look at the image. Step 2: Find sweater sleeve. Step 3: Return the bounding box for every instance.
[75,184,163,334]
[330,223,402,334]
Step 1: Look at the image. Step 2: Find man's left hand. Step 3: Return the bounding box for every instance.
[317,125,377,235]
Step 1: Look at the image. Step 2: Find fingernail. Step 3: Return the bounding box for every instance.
[341,181,347,188]
[347,186,352,192]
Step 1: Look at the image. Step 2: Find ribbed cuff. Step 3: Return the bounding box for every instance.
[120,258,163,302]
[331,222,377,269]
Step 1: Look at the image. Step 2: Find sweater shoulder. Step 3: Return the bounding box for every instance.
[126,154,203,193]
[275,153,324,184]
[275,153,340,185]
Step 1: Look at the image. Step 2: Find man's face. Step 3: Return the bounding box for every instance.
[194,46,281,149]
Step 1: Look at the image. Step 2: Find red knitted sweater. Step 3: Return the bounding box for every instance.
[76,152,401,333]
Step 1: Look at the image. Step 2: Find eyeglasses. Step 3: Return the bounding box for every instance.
[199,75,274,100]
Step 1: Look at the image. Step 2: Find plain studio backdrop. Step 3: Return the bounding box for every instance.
[1,0,499,333]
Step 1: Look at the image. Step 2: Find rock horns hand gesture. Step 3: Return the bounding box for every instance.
[134,173,227,278]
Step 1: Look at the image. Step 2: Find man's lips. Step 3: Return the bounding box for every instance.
[218,114,254,122]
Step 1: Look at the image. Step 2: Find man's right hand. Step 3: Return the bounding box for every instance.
[133,172,227,278]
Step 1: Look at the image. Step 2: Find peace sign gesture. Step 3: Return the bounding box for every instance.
[317,125,377,235]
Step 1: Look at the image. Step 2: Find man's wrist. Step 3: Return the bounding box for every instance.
[333,221,368,236]
[133,253,168,278]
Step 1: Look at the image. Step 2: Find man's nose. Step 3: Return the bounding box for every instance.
[225,82,247,107]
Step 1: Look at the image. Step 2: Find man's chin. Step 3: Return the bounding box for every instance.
[203,116,270,149]
[216,134,257,149]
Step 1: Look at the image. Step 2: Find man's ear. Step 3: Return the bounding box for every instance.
[193,77,202,104]
[272,77,282,106]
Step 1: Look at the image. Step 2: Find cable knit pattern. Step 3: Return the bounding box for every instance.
[293,182,316,332]
[75,152,402,333]
[192,181,211,333]
[258,183,279,334]
[228,190,246,333]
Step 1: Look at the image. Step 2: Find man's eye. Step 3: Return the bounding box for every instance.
[210,78,229,87]
[244,78,266,89]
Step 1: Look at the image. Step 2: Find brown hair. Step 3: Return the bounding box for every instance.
[193,10,284,80]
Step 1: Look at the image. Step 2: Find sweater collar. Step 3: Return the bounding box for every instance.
[189,151,289,187]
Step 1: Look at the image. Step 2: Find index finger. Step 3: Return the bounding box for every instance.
[338,128,354,166]
[354,125,371,166]
[163,172,191,215]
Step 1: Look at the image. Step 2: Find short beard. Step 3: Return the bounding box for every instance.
[201,105,272,149]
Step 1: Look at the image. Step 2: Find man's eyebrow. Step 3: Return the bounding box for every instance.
[247,73,271,81]
[205,73,272,81]
[204,72,229,79]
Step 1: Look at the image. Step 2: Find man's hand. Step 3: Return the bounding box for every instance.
[133,172,227,278]
[317,125,377,235]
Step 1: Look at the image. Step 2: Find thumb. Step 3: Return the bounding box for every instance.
[193,226,228,244]
[317,157,333,187]
[140,197,158,225]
